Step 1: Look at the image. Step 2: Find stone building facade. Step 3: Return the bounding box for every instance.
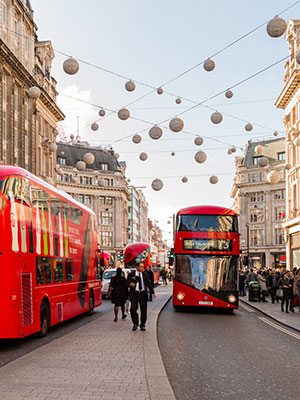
[275,19,300,270]
[56,142,130,261]
[231,138,286,269]
[128,187,149,243]
[0,0,64,179]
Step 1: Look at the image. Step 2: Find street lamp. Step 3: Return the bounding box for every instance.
[246,223,250,268]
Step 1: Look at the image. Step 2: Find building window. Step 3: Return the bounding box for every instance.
[2,0,7,25]
[250,209,264,223]
[250,229,264,246]
[275,228,284,245]
[252,156,262,165]
[250,173,262,183]
[85,195,91,204]
[106,196,113,205]
[99,163,108,171]
[275,207,285,221]
[100,211,113,225]
[274,189,285,200]
[58,157,66,165]
[250,192,264,202]
[99,196,105,205]
[63,174,69,182]
[277,152,285,161]
[100,231,113,247]
[104,178,110,186]
[78,194,84,203]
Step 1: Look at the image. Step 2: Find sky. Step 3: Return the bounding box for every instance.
[31,0,300,244]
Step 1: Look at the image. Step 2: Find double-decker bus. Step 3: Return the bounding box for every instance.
[173,205,239,309]
[124,242,160,284]
[0,165,102,339]
[99,251,114,268]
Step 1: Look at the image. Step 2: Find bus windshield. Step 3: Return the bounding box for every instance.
[175,254,238,292]
[177,214,238,233]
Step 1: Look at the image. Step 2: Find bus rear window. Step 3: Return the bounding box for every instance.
[177,214,238,233]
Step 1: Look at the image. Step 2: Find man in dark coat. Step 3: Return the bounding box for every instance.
[145,266,155,301]
[127,262,156,331]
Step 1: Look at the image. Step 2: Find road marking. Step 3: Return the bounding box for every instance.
[259,317,300,340]
[239,303,255,313]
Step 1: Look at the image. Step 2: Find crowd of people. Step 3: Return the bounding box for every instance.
[239,267,300,313]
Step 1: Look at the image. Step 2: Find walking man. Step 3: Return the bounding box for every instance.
[127,262,156,331]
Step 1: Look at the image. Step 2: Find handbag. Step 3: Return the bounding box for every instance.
[276,287,283,298]
[107,286,113,298]
[293,295,299,307]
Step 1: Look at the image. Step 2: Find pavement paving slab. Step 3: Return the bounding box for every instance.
[240,295,300,332]
[0,283,175,400]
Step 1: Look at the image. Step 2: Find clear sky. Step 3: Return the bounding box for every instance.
[31,0,300,244]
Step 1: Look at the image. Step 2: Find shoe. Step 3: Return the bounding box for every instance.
[113,318,117,322]
[286,311,289,313]
[140,325,146,331]
[291,309,294,313]
[281,309,284,312]
[122,314,127,320]
[132,325,138,331]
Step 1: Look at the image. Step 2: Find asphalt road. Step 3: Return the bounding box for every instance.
[0,298,113,368]
[158,300,300,400]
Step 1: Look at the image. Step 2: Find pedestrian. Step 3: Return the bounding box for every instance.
[161,268,168,285]
[294,269,300,312]
[127,262,156,331]
[278,272,291,313]
[239,270,246,297]
[267,269,279,304]
[109,267,128,322]
[257,271,267,302]
[145,266,154,301]
[288,271,295,312]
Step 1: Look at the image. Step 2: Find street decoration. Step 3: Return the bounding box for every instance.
[194,136,204,146]
[182,176,188,183]
[151,178,163,191]
[83,153,95,165]
[225,90,233,98]
[63,57,80,75]
[132,134,142,143]
[91,122,99,131]
[209,175,218,184]
[267,170,280,184]
[211,111,223,124]
[169,117,184,132]
[118,108,130,120]
[157,87,163,95]
[203,59,215,71]
[149,126,163,140]
[99,109,106,117]
[255,145,264,154]
[76,161,86,171]
[125,80,136,91]
[49,143,57,152]
[258,156,269,167]
[28,86,41,99]
[176,97,182,104]
[139,152,148,161]
[194,150,207,163]
[245,123,253,131]
[266,17,287,38]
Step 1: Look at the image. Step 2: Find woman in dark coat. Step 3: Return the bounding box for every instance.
[109,267,128,322]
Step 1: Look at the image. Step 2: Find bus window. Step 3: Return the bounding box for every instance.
[0,177,30,206]
[62,201,71,221]
[53,258,64,283]
[32,185,49,213]
[50,196,61,217]
[71,206,81,225]
[36,256,52,285]
[65,259,73,281]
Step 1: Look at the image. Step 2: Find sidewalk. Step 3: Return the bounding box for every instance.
[0,284,175,400]
[240,295,300,332]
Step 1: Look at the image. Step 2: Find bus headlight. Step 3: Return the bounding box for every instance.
[228,294,236,303]
[177,292,185,301]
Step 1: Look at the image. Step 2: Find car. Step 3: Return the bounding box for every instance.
[102,268,131,297]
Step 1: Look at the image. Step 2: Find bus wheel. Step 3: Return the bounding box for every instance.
[38,301,50,338]
[87,291,94,315]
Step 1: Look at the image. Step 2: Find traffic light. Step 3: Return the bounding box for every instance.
[116,251,120,261]
[169,249,174,266]
[242,256,249,266]
[120,251,124,262]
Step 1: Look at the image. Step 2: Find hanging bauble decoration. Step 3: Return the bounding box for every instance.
[132,134,142,144]
[115,153,120,160]
[63,57,79,75]
[139,152,148,161]
[182,176,188,183]
[231,147,237,153]
[98,178,105,186]
[225,90,233,99]
[245,123,253,132]
[118,108,130,120]
[28,86,41,99]
[149,126,163,140]
[91,122,99,131]
[157,87,163,95]
[203,59,215,72]
[70,134,75,140]
[45,177,54,185]
[60,151,65,156]
[211,112,223,124]
[266,17,287,38]
[227,148,232,155]
[267,170,280,184]
[127,178,131,183]
[171,152,175,156]
[285,163,292,170]
[176,97,182,104]
[194,150,207,164]
[194,136,204,146]
[169,117,184,132]
[71,175,79,184]
[56,167,63,176]
[99,109,106,117]
[151,178,163,191]
[273,131,279,137]
[125,80,136,92]
[49,143,57,152]
[76,161,86,171]
[255,145,264,154]
[294,137,300,146]
[83,152,95,165]
[209,175,218,184]
[258,156,269,167]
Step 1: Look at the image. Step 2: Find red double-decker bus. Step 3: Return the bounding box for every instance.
[124,242,160,284]
[99,251,114,268]
[0,165,102,339]
[173,205,239,309]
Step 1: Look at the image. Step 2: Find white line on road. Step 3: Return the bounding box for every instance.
[239,303,255,313]
[259,317,300,340]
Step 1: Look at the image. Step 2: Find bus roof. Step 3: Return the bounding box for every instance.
[124,242,156,263]
[0,164,95,216]
[177,205,237,216]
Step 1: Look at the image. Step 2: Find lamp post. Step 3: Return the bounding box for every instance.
[246,223,250,268]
